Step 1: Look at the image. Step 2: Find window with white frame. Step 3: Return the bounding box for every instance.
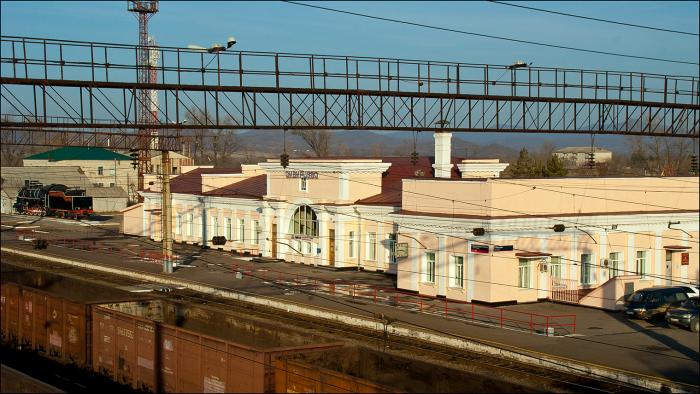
[252,220,260,245]
[187,213,193,236]
[98,166,104,175]
[175,214,181,235]
[580,253,593,284]
[305,241,312,254]
[211,216,219,237]
[367,232,377,261]
[609,252,622,277]
[636,251,647,276]
[518,259,531,288]
[424,252,436,283]
[451,255,464,288]
[226,218,233,241]
[300,177,308,191]
[290,205,318,237]
[387,233,397,264]
[239,219,245,243]
[549,256,562,279]
[348,231,355,258]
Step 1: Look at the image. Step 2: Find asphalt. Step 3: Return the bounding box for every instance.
[1,213,699,387]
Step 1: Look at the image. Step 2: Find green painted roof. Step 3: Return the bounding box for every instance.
[25,147,131,162]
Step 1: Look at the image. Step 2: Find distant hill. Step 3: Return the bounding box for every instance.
[234,130,628,160]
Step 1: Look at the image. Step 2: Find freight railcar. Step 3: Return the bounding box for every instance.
[13,182,93,219]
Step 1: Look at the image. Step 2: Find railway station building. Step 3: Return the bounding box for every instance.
[135,133,699,307]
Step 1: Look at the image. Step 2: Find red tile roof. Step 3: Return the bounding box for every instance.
[169,167,241,195]
[355,157,462,205]
[203,174,267,199]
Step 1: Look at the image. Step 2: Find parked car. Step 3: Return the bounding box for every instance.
[625,286,690,321]
[665,297,699,332]
[678,285,699,299]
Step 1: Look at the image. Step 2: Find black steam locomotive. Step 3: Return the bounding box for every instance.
[13,182,94,219]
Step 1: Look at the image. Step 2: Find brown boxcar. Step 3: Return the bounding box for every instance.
[92,300,344,393]
[275,346,541,393]
[1,263,151,367]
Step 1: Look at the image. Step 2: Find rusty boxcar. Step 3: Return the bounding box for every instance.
[1,263,151,367]
[275,346,542,393]
[92,299,344,393]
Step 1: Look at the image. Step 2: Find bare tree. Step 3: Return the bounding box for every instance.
[292,129,331,157]
[632,136,693,176]
[336,142,355,156]
[183,109,241,166]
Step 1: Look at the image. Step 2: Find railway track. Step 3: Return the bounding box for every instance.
[0,251,659,393]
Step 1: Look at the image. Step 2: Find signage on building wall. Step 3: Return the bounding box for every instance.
[471,245,489,254]
[681,252,689,265]
[395,243,409,258]
[285,171,319,179]
[494,245,513,252]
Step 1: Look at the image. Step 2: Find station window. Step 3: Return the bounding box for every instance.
[300,177,308,191]
[451,255,464,288]
[580,253,593,284]
[518,259,531,288]
[367,232,377,261]
[226,218,232,241]
[252,220,260,245]
[424,252,436,283]
[98,166,104,175]
[550,256,562,279]
[211,216,218,237]
[348,231,355,258]
[609,252,622,277]
[636,251,647,276]
[239,219,246,243]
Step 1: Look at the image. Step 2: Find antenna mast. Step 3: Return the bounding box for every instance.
[128,0,159,191]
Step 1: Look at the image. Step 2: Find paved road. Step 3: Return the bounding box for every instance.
[1,213,698,387]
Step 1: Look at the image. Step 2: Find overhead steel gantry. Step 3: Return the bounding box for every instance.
[1,36,698,150]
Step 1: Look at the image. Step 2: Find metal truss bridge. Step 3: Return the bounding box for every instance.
[1,36,698,150]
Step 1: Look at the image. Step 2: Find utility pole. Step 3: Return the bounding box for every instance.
[161,150,173,273]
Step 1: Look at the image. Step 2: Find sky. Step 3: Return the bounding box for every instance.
[1,1,698,152]
[1,1,698,76]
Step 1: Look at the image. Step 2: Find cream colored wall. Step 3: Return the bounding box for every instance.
[267,172,341,203]
[402,177,699,217]
[396,221,699,304]
[121,203,144,236]
[347,173,383,202]
[24,159,137,191]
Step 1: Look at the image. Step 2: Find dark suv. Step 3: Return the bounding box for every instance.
[625,287,690,321]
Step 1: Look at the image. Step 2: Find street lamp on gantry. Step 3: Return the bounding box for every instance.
[507,60,531,70]
[187,37,237,53]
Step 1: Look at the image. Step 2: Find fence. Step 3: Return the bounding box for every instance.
[13,229,180,266]
[232,263,576,336]
[550,278,581,303]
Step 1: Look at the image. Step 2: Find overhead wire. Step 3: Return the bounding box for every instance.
[488,1,699,37]
[281,1,700,66]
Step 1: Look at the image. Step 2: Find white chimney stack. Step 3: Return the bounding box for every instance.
[432,131,453,178]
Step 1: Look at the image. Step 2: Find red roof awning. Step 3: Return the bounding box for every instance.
[515,252,552,258]
[663,245,688,251]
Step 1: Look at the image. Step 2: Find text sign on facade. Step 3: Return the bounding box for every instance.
[471,245,489,254]
[494,245,513,252]
[395,243,409,258]
[285,171,319,179]
[681,252,689,265]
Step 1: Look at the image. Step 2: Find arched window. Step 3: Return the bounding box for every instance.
[290,205,318,237]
